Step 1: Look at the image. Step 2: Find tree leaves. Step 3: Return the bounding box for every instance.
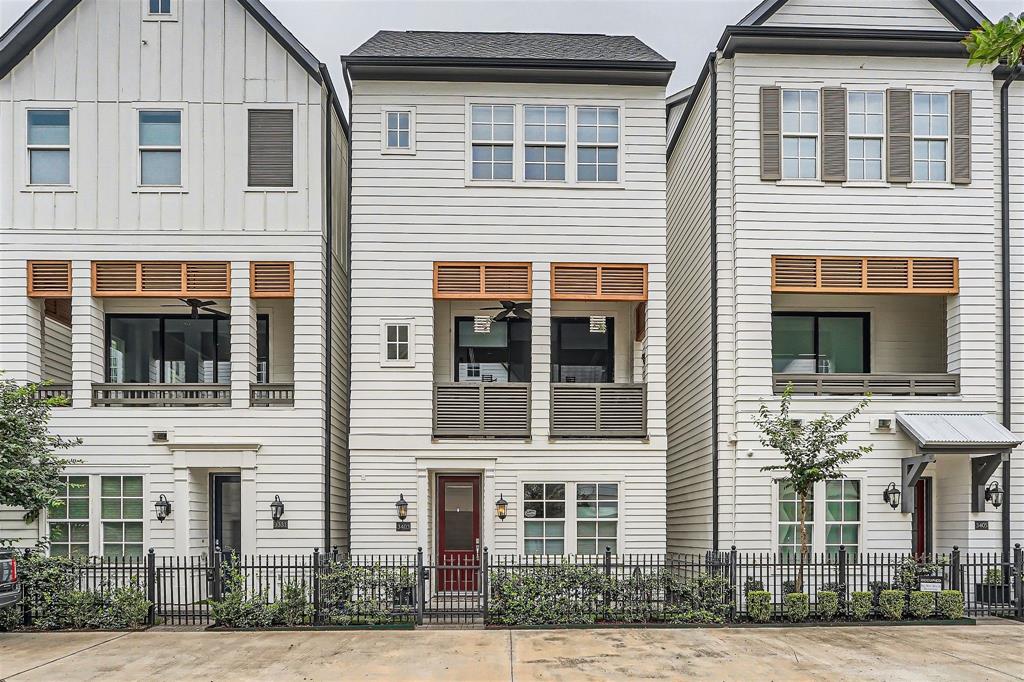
[963,13,1024,68]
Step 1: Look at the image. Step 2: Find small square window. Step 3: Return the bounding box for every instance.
[381,320,414,367]
[145,0,177,20]
[383,109,415,154]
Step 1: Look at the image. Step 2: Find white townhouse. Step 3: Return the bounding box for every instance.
[0,0,350,557]
[666,0,1024,559]
[343,32,672,569]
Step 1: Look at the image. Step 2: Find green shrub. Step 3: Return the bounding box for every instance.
[747,590,772,623]
[878,590,905,620]
[868,581,889,606]
[273,580,313,626]
[907,591,934,620]
[937,590,964,619]
[209,557,274,628]
[816,590,839,620]
[488,562,606,626]
[319,561,416,625]
[983,568,1003,585]
[743,577,764,595]
[0,605,21,632]
[850,591,872,621]
[664,574,730,624]
[784,592,809,623]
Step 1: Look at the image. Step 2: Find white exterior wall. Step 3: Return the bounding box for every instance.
[762,0,955,30]
[0,0,349,555]
[349,79,668,557]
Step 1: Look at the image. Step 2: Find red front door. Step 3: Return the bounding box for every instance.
[437,476,480,592]
[912,478,931,557]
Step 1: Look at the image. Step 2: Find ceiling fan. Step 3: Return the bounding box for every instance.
[481,300,531,321]
[161,298,230,319]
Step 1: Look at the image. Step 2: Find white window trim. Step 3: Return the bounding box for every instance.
[43,470,150,557]
[19,103,77,193]
[574,105,623,186]
[846,89,887,184]
[911,90,952,187]
[780,88,820,181]
[380,318,415,368]
[523,104,568,184]
[380,106,416,155]
[133,103,188,193]
[143,0,178,21]
[466,101,516,185]
[515,477,625,556]
[244,103,300,192]
[770,474,867,555]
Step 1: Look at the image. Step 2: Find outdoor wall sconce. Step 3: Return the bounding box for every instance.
[395,493,409,520]
[154,494,172,522]
[883,482,901,510]
[496,493,508,521]
[271,495,285,521]
[985,481,1004,509]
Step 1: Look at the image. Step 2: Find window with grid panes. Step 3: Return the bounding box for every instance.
[778,480,813,558]
[385,323,410,362]
[781,90,819,179]
[576,107,618,182]
[913,93,949,182]
[848,91,884,181]
[48,476,90,558]
[825,480,860,557]
[385,111,410,150]
[471,105,514,180]
[101,476,144,557]
[576,483,618,554]
[524,106,566,181]
[523,483,565,555]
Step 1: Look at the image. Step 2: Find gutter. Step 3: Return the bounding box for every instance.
[709,56,719,552]
[1000,65,1022,560]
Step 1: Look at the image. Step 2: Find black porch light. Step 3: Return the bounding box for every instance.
[496,493,508,521]
[154,494,172,522]
[883,482,901,510]
[985,481,1004,509]
[395,493,409,521]
[271,495,285,521]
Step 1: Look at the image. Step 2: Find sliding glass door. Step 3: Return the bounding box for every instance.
[771,312,869,374]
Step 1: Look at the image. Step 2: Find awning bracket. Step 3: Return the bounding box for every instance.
[901,454,935,513]
[971,452,1008,513]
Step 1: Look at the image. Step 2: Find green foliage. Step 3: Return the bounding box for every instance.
[664,574,730,624]
[209,557,274,628]
[743,577,764,595]
[747,590,772,623]
[908,591,934,620]
[0,376,82,519]
[850,591,872,621]
[273,580,314,626]
[0,605,21,631]
[892,557,947,592]
[94,584,151,629]
[816,590,840,621]
[937,590,965,620]
[983,568,1004,585]
[784,592,809,623]
[964,14,1024,68]
[878,590,905,620]
[319,561,415,625]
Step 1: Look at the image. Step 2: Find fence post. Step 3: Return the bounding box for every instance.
[331,545,339,562]
[212,542,223,601]
[416,547,425,626]
[312,547,321,626]
[1014,544,1023,620]
[481,546,489,624]
[146,548,156,626]
[950,546,961,593]
[838,545,848,616]
[21,548,31,627]
[729,546,738,621]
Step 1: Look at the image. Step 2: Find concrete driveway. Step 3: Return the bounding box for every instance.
[1,620,1022,681]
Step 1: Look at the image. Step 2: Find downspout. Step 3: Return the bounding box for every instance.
[342,60,355,554]
[1000,65,1022,561]
[709,55,720,553]
[321,65,334,554]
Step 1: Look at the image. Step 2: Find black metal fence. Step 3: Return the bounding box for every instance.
[14,544,1024,628]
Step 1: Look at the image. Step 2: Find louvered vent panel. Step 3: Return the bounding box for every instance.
[434,263,530,299]
[434,385,483,433]
[551,386,598,433]
[141,262,183,292]
[93,261,230,296]
[185,262,230,295]
[553,266,599,297]
[483,265,530,297]
[27,261,72,298]
[435,264,483,296]
[598,386,646,435]
[911,259,957,290]
[93,262,140,293]
[600,266,646,299]
[772,255,957,294]
[248,110,294,188]
[866,259,909,289]
[820,258,863,289]
[482,385,530,434]
[552,264,647,300]
[772,256,818,288]
[251,262,294,298]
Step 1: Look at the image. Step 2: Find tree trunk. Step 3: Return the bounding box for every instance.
[797,493,809,593]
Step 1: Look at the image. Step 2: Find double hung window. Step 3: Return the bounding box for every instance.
[777,479,861,557]
[521,482,620,556]
[848,92,884,181]
[27,110,71,186]
[523,483,565,555]
[576,483,619,555]
[139,110,182,186]
[101,476,144,557]
[781,90,819,179]
[524,106,567,181]
[471,105,514,180]
[48,476,90,558]
[913,93,949,183]
[576,107,619,182]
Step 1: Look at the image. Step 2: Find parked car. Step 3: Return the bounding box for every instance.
[0,551,20,610]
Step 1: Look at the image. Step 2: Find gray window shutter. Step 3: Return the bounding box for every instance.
[886,89,912,183]
[821,87,847,183]
[760,86,781,181]
[248,110,294,187]
[951,90,971,185]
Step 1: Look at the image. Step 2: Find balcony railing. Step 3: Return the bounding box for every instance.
[550,383,647,438]
[773,373,961,397]
[433,382,531,438]
[35,384,72,402]
[92,383,231,407]
[250,383,295,407]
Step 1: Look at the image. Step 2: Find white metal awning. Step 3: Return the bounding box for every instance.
[896,412,1022,452]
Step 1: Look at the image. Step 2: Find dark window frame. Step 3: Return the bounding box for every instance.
[452,315,531,383]
[771,311,871,373]
[550,316,616,384]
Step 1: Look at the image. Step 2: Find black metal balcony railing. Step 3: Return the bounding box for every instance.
[433,382,531,438]
[550,383,647,438]
[250,383,295,407]
[92,383,231,407]
[773,373,961,397]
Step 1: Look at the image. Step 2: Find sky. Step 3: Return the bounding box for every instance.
[2,0,1024,98]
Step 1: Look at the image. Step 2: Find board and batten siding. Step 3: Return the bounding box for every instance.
[665,77,715,555]
[761,0,955,30]
[348,79,667,555]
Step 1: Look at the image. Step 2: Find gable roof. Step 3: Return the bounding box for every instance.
[738,0,987,31]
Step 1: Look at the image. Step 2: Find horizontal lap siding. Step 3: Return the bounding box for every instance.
[763,0,954,29]
[666,79,715,555]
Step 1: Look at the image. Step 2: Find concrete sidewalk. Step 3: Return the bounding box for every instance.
[1,620,1022,681]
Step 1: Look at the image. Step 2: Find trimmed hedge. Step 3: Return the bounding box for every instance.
[816,590,840,621]
[937,590,964,620]
[850,592,872,621]
[747,591,772,623]
[878,590,905,620]
[908,591,934,620]
[784,593,809,623]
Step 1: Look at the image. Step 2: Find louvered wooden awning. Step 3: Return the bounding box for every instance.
[433,262,532,299]
[92,261,231,297]
[27,261,72,298]
[551,263,648,301]
[771,255,958,295]
[251,262,294,298]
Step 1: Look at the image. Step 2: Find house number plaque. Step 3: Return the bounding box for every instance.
[975,520,990,530]
[396,521,411,532]
[273,519,289,530]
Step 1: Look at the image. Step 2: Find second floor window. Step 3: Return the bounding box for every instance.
[385,111,411,150]
[782,90,818,179]
[524,105,566,181]
[551,317,614,383]
[139,110,181,186]
[914,93,949,183]
[771,312,868,374]
[27,109,70,185]
[454,317,531,382]
[848,91,883,181]
[576,107,618,182]
[471,104,514,180]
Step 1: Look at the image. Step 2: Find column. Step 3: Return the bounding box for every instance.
[173,468,190,555]
[70,261,103,407]
[530,263,551,438]
[230,261,256,408]
[241,467,257,554]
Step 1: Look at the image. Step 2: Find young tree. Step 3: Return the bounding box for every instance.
[0,375,81,521]
[963,13,1024,67]
[755,385,871,590]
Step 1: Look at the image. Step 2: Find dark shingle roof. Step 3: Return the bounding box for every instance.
[349,31,669,63]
